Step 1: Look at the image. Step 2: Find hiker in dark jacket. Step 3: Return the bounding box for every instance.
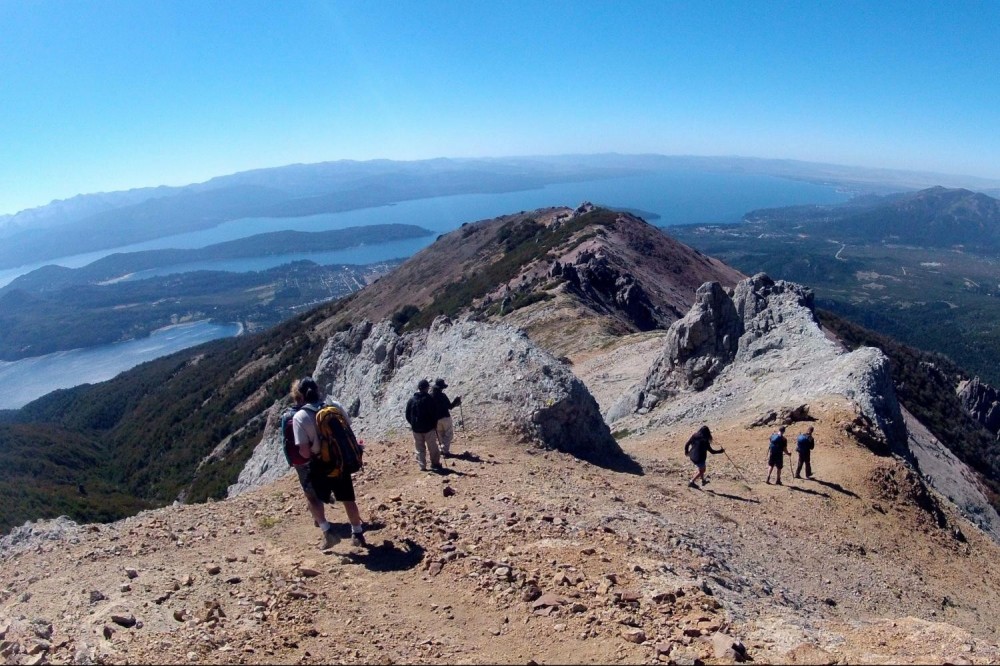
[766,425,791,485]
[795,426,816,479]
[405,378,442,472]
[431,378,462,457]
[684,425,724,488]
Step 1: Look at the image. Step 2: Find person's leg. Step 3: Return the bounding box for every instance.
[297,466,338,547]
[343,501,362,527]
[775,463,783,485]
[296,466,328,526]
[795,457,804,478]
[690,463,704,487]
[306,495,326,526]
[438,417,454,456]
[412,431,428,470]
[426,429,442,468]
[331,475,366,544]
[804,453,813,478]
[767,465,773,483]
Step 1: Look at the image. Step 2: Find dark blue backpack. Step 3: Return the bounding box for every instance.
[797,433,814,451]
[280,407,309,467]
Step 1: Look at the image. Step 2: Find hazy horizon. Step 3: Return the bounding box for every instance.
[3,1,999,214]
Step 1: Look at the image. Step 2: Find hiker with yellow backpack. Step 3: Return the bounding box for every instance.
[289,377,367,549]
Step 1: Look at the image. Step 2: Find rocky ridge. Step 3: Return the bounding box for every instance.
[608,273,903,452]
[958,376,1000,439]
[603,271,1000,539]
[230,316,626,497]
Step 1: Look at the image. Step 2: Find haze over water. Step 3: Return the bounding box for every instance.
[0,170,848,409]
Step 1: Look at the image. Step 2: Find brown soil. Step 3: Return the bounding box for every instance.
[4,388,1000,664]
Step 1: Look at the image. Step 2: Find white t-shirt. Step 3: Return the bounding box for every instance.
[292,400,350,458]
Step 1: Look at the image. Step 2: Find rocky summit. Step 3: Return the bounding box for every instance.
[3,206,1000,665]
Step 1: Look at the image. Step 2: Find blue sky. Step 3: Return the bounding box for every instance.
[2,0,999,214]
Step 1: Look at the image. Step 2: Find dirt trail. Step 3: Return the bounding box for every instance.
[4,393,1000,664]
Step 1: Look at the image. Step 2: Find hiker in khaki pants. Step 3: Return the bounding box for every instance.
[405,379,442,471]
[431,378,462,457]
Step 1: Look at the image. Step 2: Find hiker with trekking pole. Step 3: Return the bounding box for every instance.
[766,425,792,485]
[431,378,462,458]
[685,425,724,488]
[795,426,816,479]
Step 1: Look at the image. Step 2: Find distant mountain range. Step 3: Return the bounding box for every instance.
[0,158,640,269]
[744,186,1000,251]
[4,155,1000,270]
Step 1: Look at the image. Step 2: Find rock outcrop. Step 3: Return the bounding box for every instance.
[0,516,81,558]
[559,249,666,331]
[957,376,1000,439]
[608,273,905,451]
[639,281,741,406]
[313,316,623,465]
[232,316,631,495]
[227,405,287,497]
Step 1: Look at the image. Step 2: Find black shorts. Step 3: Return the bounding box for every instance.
[768,451,784,468]
[296,465,356,503]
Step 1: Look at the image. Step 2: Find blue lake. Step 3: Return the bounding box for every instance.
[0,169,849,408]
[0,170,848,286]
[0,321,241,410]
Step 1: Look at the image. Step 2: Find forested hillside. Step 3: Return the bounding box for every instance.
[0,298,348,532]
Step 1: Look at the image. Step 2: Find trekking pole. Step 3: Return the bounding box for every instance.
[458,403,466,431]
[723,450,752,487]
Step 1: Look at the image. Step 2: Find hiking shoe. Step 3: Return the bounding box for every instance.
[701,478,710,487]
[418,465,427,472]
[322,527,341,549]
[431,463,444,472]
[351,532,367,547]
[688,481,699,489]
[775,480,783,486]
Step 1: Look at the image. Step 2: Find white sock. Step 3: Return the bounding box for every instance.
[319,521,331,532]
[351,523,363,534]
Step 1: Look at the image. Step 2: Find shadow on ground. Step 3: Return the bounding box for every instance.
[811,478,860,498]
[705,489,761,504]
[787,485,831,499]
[446,451,488,464]
[342,538,425,572]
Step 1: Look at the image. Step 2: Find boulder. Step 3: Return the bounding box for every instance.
[306,317,630,467]
[642,281,741,400]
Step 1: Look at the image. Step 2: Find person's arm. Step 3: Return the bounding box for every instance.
[450,395,462,409]
[709,443,725,454]
[405,398,414,427]
[292,410,314,460]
